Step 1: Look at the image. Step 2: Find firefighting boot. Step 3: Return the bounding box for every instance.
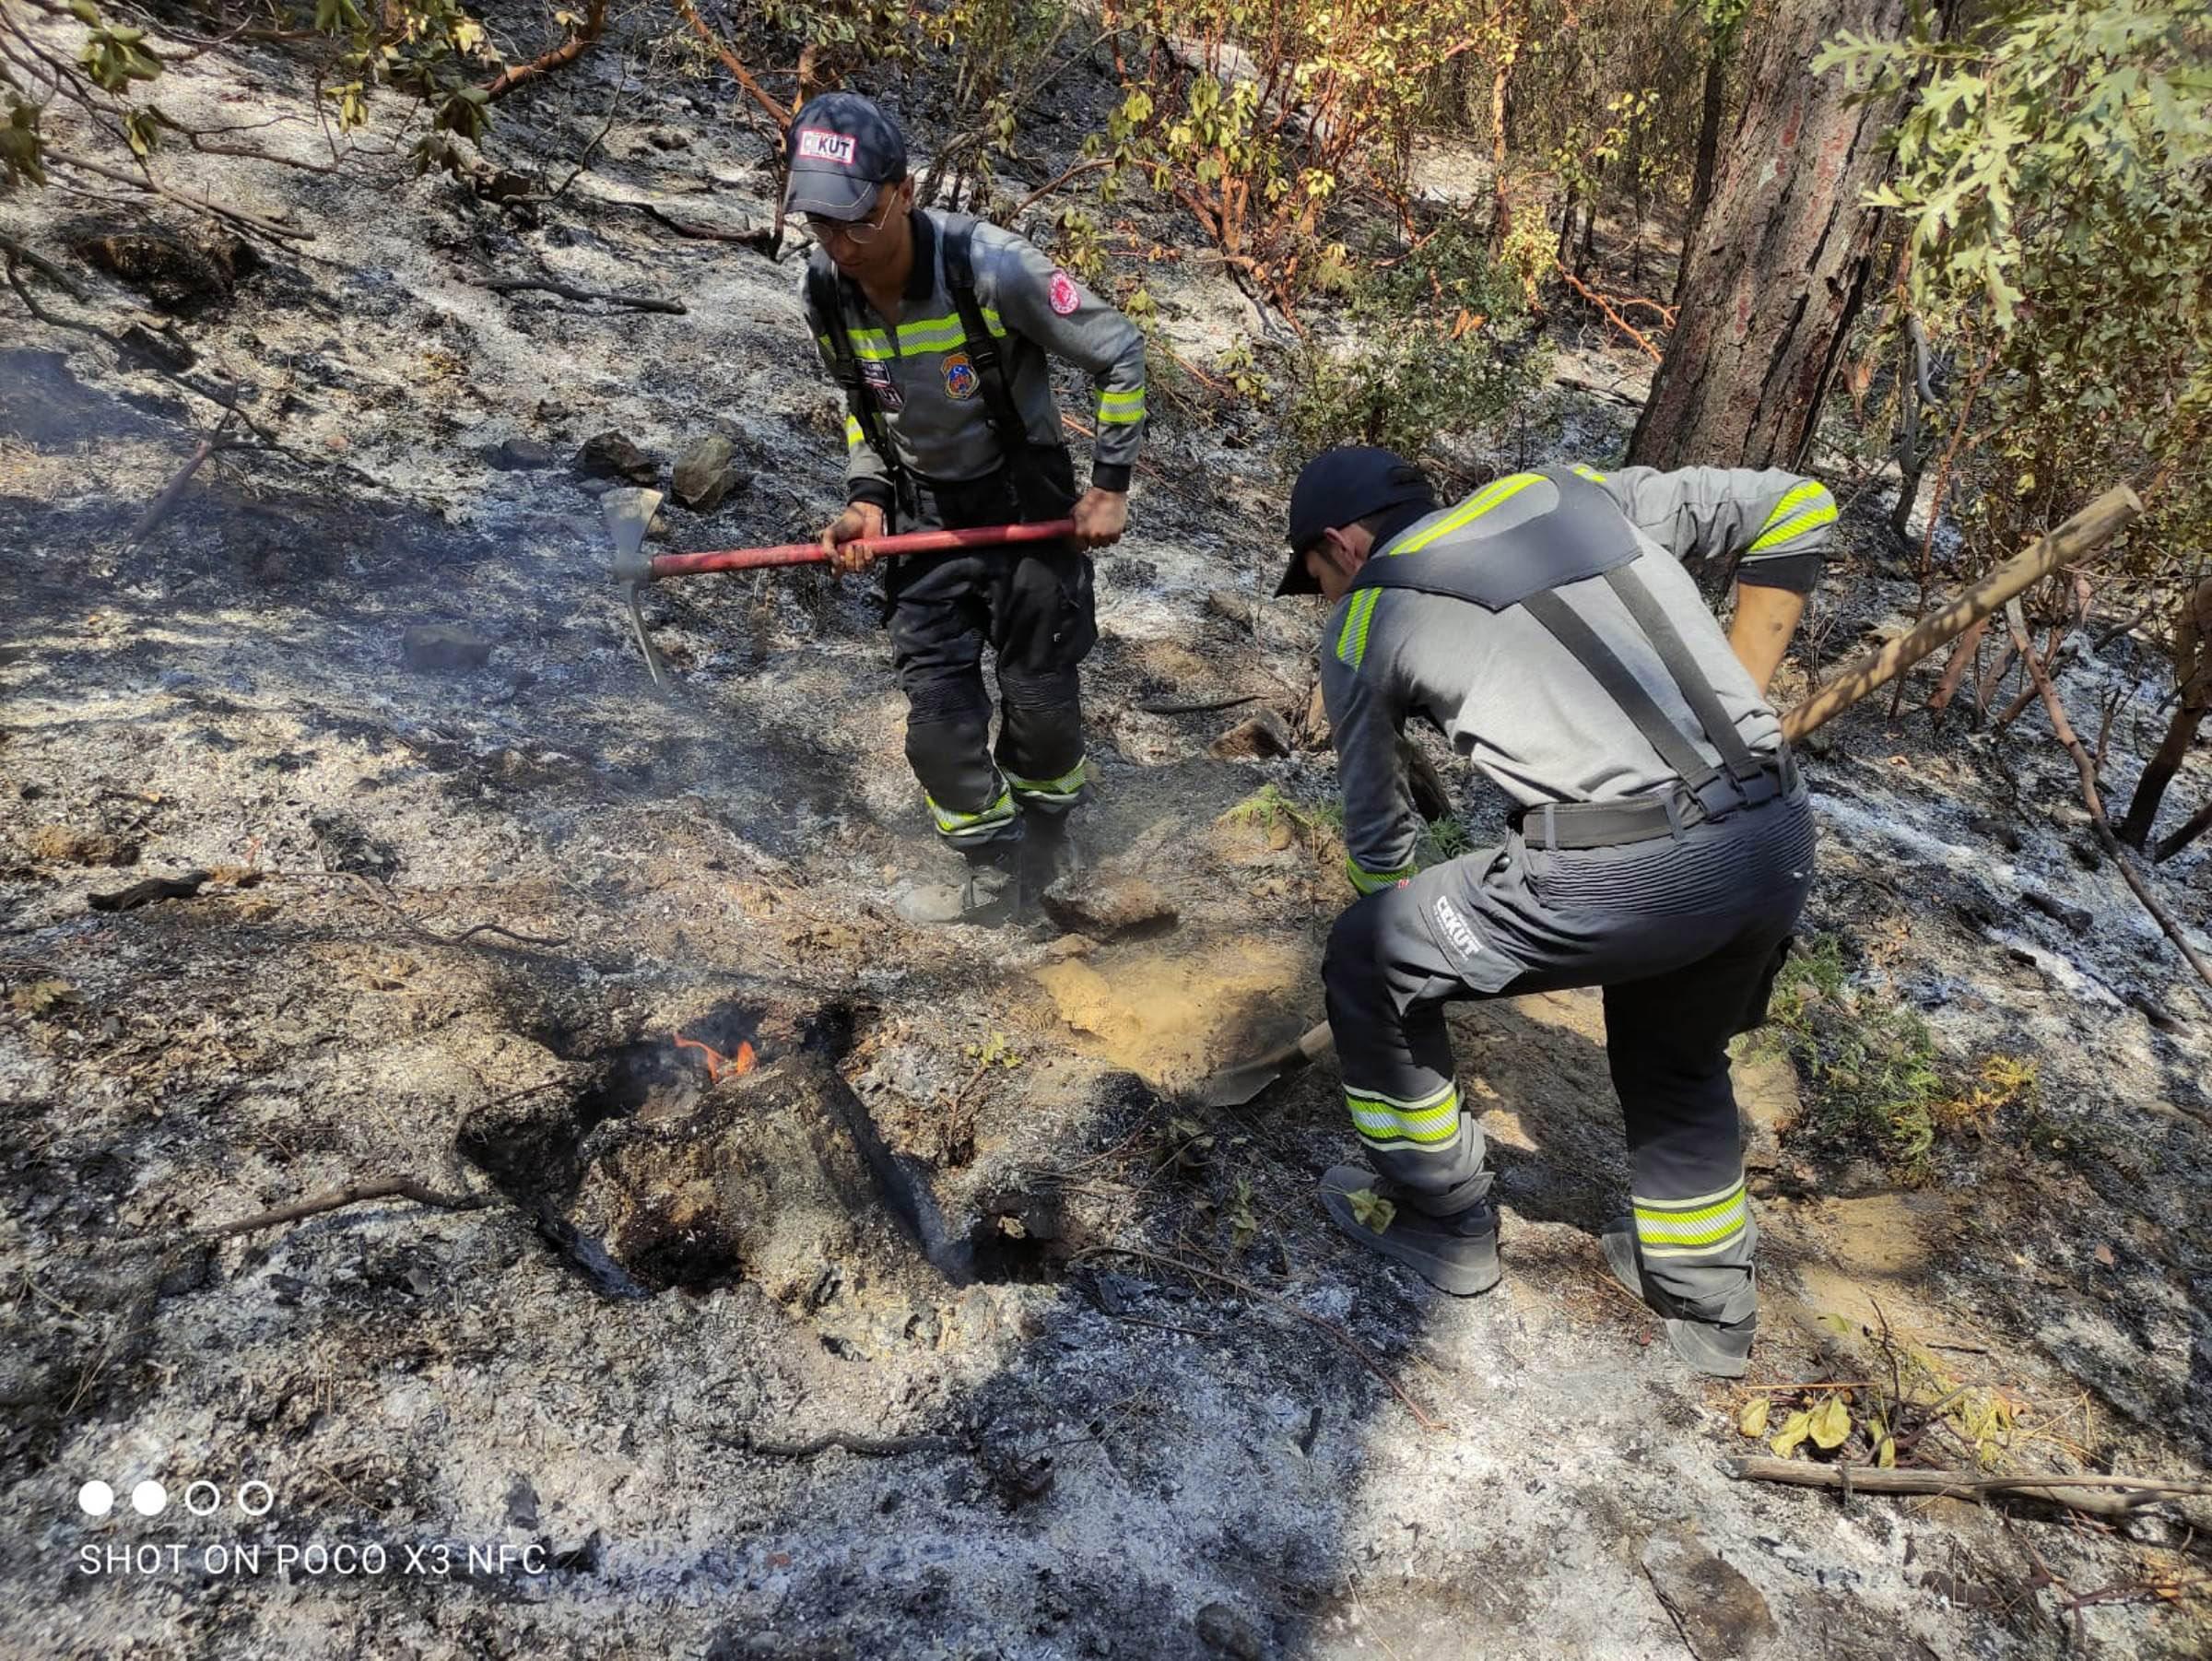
[1018,811,1082,894]
[1600,1219,1756,1378]
[1320,1164,1501,1296]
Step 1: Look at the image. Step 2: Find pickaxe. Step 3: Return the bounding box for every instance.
[600,488,1077,692]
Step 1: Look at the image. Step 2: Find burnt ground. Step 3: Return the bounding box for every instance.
[3,8,2211,1659]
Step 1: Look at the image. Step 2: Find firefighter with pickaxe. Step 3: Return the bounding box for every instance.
[787,92,1146,924]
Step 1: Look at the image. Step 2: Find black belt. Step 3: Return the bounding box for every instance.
[1517,751,1800,851]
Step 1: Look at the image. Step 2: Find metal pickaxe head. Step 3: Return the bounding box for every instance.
[601,488,664,585]
[600,488,674,693]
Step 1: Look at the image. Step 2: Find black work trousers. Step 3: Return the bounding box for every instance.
[886,445,1096,857]
[1322,793,1817,1325]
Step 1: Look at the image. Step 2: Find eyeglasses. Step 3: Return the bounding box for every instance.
[806,187,898,247]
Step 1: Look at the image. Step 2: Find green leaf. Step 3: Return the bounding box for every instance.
[1346,1188,1395,1233]
[1809,1395,1853,1451]
[1769,1409,1814,1459]
[1877,1435,1897,1469]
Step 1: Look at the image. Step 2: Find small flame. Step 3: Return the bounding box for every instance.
[673,1031,757,1083]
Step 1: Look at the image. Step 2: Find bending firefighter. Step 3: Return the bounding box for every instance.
[1277,450,1835,1376]
[788,93,1147,923]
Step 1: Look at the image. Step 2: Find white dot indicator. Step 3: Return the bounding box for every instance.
[77,1481,115,1518]
[130,1480,168,1517]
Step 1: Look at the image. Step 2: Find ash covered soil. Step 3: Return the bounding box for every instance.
[3,12,2211,1659]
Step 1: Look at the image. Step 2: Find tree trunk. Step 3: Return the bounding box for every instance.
[1629,0,1915,470]
[2118,576,2212,848]
[1488,49,1514,251]
[1625,118,1648,288]
[1676,32,1730,303]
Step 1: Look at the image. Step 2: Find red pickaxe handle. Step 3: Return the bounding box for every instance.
[645,518,1077,580]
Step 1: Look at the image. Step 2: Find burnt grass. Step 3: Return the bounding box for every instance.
[3,6,2212,1658]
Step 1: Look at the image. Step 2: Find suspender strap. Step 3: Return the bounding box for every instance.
[1519,590,1723,793]
[1601,566,1765,783]
[806,253,900,483]
[940,220,1031,470]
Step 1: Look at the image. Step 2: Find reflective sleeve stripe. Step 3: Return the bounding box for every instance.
[1747,481,1837,554]
[926,789,1018,839]
[844,417,865,450]
[1007,758,1089,802]
[1097,389,1147,425]
[1335,588,1382,668]
[1347,1080,1462,1147]
[1632,1180,1750,1256]
[1571,463,1607,482]
[1345,857,1414,894]
[1390,471,1547,555]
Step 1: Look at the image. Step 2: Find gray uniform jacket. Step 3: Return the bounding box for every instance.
[804,210,1148,508]
[1324,464,1837,893]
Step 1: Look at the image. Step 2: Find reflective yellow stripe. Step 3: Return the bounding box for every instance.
[1747,501,1837,554]
[1633,1181,1749,1253]
[1390,472,1547,555]
[1641,1227,1747,1260]
[1571,463,1606,482]
[1347,1081,1461,1146]
[926,789,1017,838]
[843,310,1011,364]
[1097,388,1147,426]
[844,417,865,450]
[1633,1178,1746,1214]
[1346,857,1413,894]
[1008,758,1089,800]
[1335,589,1381,667]
[1747,482,1835,554]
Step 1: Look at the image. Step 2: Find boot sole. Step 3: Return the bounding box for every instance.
[1600,1223,1753,1379]
[1321,1166,1500,1297]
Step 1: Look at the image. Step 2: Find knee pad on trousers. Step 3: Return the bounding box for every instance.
[995,665,1082,715]
[904,675,992,726]
[1324,898,1388,1001]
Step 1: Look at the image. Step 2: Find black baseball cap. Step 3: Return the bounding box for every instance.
[1277,446,1437,595]
[782,92,908,221]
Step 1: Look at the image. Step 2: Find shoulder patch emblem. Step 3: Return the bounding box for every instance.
[1047,270,1080,315]
[941,351,979,401]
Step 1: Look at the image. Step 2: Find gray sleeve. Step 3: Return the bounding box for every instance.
[1596,465,1837,594]
[1321,591,1421,893]
[985,233,1147,490]
[804,282,897,512]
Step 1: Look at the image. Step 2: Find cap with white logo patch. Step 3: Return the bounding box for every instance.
[782,92,908,221]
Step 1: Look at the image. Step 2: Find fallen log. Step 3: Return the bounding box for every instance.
[482,0,606,100]
[479,278,686,314]
[1782,486,2143,742]
[89,871,212,911]
[203,1177,488,1237]
[1723,1455,2211,1519]
[2156,796,2212,863]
